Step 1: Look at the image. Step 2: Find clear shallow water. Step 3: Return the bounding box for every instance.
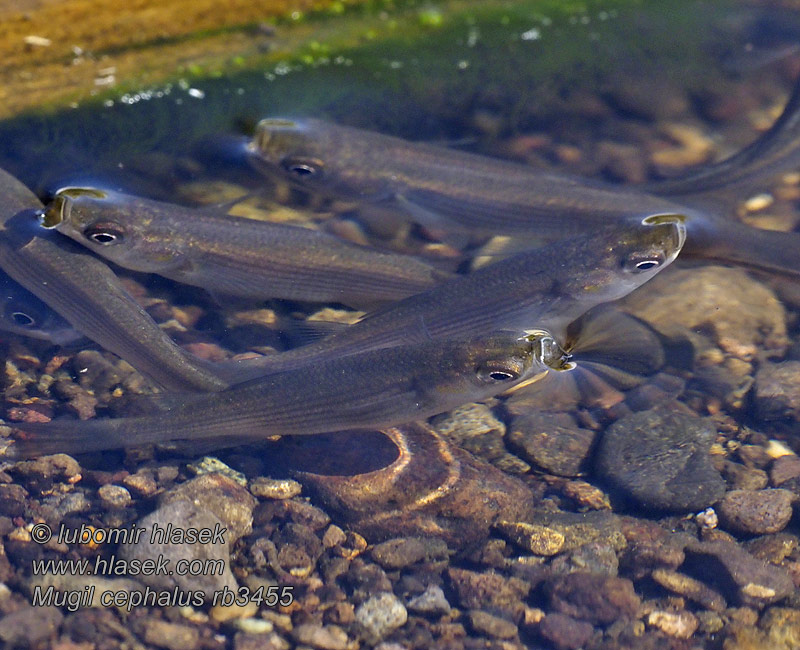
[2,1,800,648]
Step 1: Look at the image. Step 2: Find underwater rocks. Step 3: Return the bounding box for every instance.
[755,360,800,423]
[717,489,795,535]
[595,405,726,511]
[506,412,596,477]
[683,539,795,607]
[295,423,535,550]
[119,499,237,600]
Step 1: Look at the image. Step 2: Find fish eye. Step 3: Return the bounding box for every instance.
[476,359,523,383]
[4,300,39,328]
[281,157,324,179]
[10,311,36,327]
[622,253,664,273]
[84,222,125,245]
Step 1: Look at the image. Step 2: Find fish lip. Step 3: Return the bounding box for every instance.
[40,195,69,229]
[641,212,688,259]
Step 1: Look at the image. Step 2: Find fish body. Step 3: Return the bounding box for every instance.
[249,112,800,277]
[43,188,449,308]
[9,330,565,457]
[0,167,228,392]
[212,216,685,381]
[249,117,686,239]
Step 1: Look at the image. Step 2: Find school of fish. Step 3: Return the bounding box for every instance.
[3,67,800,458]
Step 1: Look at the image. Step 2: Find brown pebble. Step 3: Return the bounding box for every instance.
[717,489,794,535]
[651,568,726,611]
[141,620,200,650]
[537,612,593,650]
[546,573,640,624]
[468,610,518,639]
[646,610,698,639]
[495,521,565,556]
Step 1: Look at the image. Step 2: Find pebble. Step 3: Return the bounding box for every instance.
[10,453,81,493]
[717,489,794,534]
[507,412,595,477]
[119,499,237,599]
[684,539,794,607]
[771,455,800,487]
[406,585,451,616]
[159,472,256,542]
[549,542,619,577]
[595,406,726,511]
[651,569,726,611]
[97,484,132,509]
[537,612,594,650]
[122,471,159,497]
[646,610,699,639]
[370,536,447,569]
[494,521,565,556]
[722,462,769,491]
[0,605,63,646]
[447,568,529,621]
[249,477,302,500]
[545,573,641,624]
[354,592,408,644]
[534,510,627,552]
[292,623,349,650]
[186,456,247,486]
[431,403,528,472]
[141,620,200,650]
[755,361,800,422]
[209,601,259,622]
[468,609,518,639]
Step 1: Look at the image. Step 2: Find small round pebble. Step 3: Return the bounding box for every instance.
[537,612,593,650]
[647,610,699,639]
[249,477,302,499]
[468,609,518,639]
[717,489,794,535]
[292,623,349,650]
[355,592,408,644]
[97,484,132,509]
[495,521,565,556]
[142,620,200,650]
[407,585,451,616]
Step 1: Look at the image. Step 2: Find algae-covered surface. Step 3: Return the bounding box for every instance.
[4,1,800,649]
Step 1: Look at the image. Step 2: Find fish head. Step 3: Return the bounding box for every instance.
[554,213,686,307]
[458,330,568,391]
[40,187,179,272]
[0,273,82,344]
[249,117,391,199]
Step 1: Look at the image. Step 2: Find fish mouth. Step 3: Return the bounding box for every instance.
[254,118,301,151]
[40,195,69,229]
[40,187,108,229]
[641,212,688,259]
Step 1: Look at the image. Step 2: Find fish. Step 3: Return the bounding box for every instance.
[41,187,450,309]
[208,215,686,382]
[0,271,83,345]
[6,330,569,457]
[248,117,685,239]
[0,167,228,392]
[248,102,800,278]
